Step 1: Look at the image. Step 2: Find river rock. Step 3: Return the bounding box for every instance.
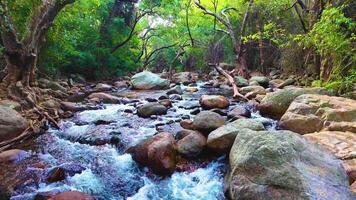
[269,79,284,88]
[172,72,197,84]
[228,107,251,119]
[199,95,230,110]
[94,83,112,92]
[169,94,183,101]
[159,99,172,108]
[131,71,169,90]
[258,87,331,119]
[88,92,121,104]
[180,119,193,130]
[60,102,89,112]
[50,191,95,200]
[176,130,206,157]
[0,106,28,142]
[114,81,128,89]
[249,76,269,88]
[278,78,296,88]
[185,87,198,93]
[235,76,249,87]
[137,102,168,118]
[239,86,266,96]
[128,132,177,175]
[192,111,225,134]
[0,149,29,164]
[279,94,356,134]
[228,129,355,200]
[304,131,356,184]
[207,119,265,153]
[46,167,65,183]
[167,85,183,95]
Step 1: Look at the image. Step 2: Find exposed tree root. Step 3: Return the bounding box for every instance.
[0,83,62,152]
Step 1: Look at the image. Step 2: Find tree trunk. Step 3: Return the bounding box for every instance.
[2,49,37,87]
[0,0,75,88]
[234,0,254,78]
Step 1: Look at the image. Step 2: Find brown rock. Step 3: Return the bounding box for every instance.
[176,130,206,157]
[128,132,177,175]
[47,167,65,183]
[192,111,226,134]
[0,149,29,164]
[159,99,173,108]
[199,95,230,110]
[227,107,251,119]
[50,191,94,200]
[180,119,193,130]
[185,87,198,93]
[88,92,121,104]
[0,106,28,142]
[94,83,112,92]
[280,94,356,134]
[61,102,87,112]
[304,131,356,185]
[239,86,266,96]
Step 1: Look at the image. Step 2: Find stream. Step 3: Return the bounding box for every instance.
[2,82,276,200]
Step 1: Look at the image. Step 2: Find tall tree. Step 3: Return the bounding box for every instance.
[0,0,75,90]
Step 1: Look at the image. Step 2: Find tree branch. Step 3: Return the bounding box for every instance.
[111,9,154,53]
[0,0,22,52]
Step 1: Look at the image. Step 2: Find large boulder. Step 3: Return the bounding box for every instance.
[249,76,269,88]
[207,119,265,153]
[131,71,169,90]
[304,131,356,184]
[258,87,331,119]
[176,130,206,157]
[0,106,28,142]
[228,129,355,200]
[137,102,168,118]
[199,95,230,110]
[128,132,177,175]
[279,94,356,134]
[192,111,226,134]
[239,86,266,96]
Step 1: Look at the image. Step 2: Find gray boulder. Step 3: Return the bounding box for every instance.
[207,119,265,153]
[176,130,206,157]
[131,71,169,90]
[258,87,331,119]
[249,76,269,88]
[228,129,355,200]
[192,111,225,135]
[137,102,168,118]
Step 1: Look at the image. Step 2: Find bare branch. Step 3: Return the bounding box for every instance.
[111,9,155,53]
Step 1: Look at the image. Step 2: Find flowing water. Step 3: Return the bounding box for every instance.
[1,82,276,200]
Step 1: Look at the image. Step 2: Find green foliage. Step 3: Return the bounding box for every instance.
[39,0,141,79]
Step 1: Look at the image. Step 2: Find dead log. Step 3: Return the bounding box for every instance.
[210,63,249,101]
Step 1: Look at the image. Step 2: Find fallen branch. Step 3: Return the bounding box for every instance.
[210,63,249,101]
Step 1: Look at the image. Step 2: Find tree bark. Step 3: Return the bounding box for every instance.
[0,0,75,89]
